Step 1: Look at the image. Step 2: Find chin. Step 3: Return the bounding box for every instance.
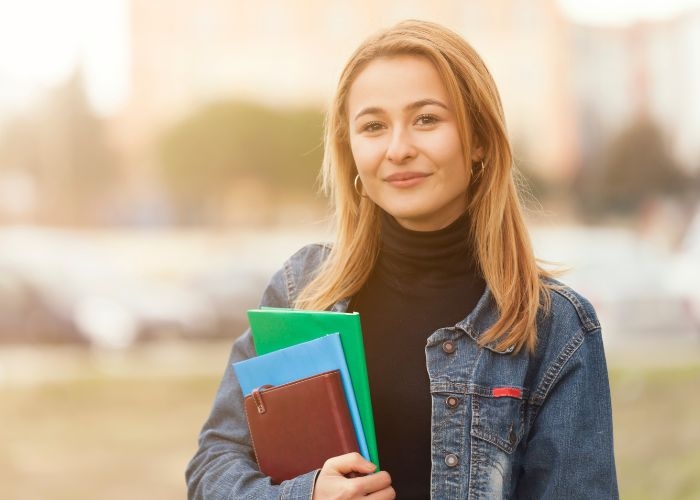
[379,205,421,222]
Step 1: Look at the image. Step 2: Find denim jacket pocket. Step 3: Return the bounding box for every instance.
[470,387,526,454]
[467,387,527,499]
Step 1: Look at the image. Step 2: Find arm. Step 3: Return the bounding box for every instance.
[186,248,394,500]
[186,268,318,500]
[516,329,619,499]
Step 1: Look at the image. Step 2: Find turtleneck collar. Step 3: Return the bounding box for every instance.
[377,209,479,286]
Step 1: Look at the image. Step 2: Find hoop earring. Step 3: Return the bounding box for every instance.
[474,160,485,179]
[354,174,367,197]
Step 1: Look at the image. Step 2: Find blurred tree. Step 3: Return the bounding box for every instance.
[0,68,118,225]
[574,118,692,219]
[158,101,324,223]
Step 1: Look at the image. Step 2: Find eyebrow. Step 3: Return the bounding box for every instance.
[353,98,449,121]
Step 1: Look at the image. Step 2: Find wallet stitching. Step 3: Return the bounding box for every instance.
[243,403,264,471]
[258,370,336,394]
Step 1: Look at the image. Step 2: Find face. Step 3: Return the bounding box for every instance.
[347,55,481,232]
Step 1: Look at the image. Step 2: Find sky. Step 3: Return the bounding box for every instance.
[558,0,700,25]
[0,0,698,117]
[0,0,128,116]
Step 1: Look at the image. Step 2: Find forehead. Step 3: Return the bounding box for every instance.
[346,55,450,112]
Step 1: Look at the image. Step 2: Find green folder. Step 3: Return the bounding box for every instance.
[247,308,379,469]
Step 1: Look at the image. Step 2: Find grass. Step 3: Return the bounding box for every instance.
[0,342,698,499]
[610,363,700,499]
[0,374,217,500]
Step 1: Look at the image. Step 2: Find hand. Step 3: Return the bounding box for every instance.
[312,452,395,499]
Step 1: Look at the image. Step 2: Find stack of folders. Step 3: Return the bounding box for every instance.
[232,308,379,484]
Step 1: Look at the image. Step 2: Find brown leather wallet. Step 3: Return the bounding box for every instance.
[244,369,359,484]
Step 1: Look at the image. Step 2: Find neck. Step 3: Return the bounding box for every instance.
[377,209,479,285]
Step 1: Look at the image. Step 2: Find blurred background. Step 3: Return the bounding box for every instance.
[0,0,699,498]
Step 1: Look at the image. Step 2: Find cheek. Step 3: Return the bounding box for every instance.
[350,137,385,175]
[429,130,467,171]
[435,129,464,157]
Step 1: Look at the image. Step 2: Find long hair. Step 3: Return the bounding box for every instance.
[295,19,552,353]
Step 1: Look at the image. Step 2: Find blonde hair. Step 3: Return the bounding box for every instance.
[295,20,552,353]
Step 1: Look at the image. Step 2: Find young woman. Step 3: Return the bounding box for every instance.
[187,20,618,499]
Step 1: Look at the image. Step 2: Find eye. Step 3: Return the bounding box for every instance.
[361,121,384,133]
[415,114,439,126]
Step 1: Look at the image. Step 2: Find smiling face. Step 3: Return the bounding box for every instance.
[347,55,481,232]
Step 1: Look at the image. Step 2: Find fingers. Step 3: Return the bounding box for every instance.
[323,452,377,476]
[356,470,393,494]
[315,471,395,499]
[365,486,397,500]
[312,453,395,499]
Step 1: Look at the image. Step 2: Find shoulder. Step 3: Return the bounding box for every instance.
[542,277,600,334]
[529,277,607,404]
[259,243,332,307]
[283,243,332,276]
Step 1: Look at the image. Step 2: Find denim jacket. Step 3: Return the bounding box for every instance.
[186,244,619,499]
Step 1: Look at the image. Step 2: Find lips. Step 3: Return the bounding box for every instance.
[384,171,431,182]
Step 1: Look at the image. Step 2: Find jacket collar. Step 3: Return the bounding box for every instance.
[455,284,515,354]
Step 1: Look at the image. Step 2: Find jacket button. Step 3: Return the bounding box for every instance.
[445,396,460,409]
[444,454,459,467]
[441,340,456,354]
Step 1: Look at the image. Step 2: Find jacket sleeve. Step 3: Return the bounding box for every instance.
[185,265,318,500]
[516,329,619,499]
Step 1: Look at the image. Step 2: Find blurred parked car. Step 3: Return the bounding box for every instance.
[669,205,700,335]
[0,227,266,347]
[0,267,85,344]
[531,223,699,343]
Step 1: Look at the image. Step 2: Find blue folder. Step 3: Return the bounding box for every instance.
[232,333,370,461]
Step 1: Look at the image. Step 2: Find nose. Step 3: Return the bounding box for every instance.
[386,127,416,164]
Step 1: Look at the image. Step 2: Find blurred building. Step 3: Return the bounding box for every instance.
[2,1,698,227]
[571,8,700,171]
[111,0,580,188]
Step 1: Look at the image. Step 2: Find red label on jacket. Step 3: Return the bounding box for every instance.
[492,387,522,398]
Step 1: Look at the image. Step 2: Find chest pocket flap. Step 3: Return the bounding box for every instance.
[470,386,527,454]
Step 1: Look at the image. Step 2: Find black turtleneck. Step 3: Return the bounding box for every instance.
[349,210,484,499]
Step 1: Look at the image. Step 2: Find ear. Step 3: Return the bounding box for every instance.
[470,144,485,163]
